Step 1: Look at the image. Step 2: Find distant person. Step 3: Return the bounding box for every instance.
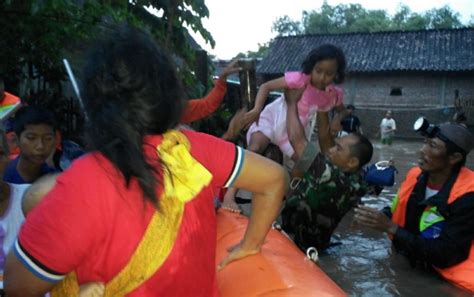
[340,104,361,136]
[380,110,396,145]
[0,78,22,159]
[280,88,374,251]
[3,106,57,184]
[453,111,467,127]
[355,120,474,292]
[0,78,21,114]
[180,60,241,124]
[224,44,349,212]
[0,129,30,296]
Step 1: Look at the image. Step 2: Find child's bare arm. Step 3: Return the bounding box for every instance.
[22,173,59,216]
[243,77,288,128]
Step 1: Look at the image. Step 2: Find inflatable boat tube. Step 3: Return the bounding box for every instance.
[216,210,346,296]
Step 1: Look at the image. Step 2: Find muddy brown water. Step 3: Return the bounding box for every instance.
[318,139,474,297]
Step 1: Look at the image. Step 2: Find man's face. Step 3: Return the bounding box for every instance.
[385,111,392,119]
[418,137,451,172]
[328,134,359,172]
[18,124,55,165]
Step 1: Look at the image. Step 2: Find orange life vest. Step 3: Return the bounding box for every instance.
[392,167,474,292]
[1,91,20,106]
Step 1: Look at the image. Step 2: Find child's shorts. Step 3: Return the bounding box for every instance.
[246,96,312,158]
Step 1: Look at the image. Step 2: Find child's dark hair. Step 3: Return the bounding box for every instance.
[13,105,57,137]
[82,25,184,206]
[301,44,346,84]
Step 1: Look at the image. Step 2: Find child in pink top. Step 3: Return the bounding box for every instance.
[244,44,347,158]
[223,44,347,212]
[246,71,344,157]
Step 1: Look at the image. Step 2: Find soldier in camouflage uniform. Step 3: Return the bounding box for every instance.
[281,88,374,251]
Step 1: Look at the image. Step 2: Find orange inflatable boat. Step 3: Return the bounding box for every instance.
[216,210,346,296]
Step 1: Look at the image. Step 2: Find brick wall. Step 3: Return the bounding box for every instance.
[342,71,474,138]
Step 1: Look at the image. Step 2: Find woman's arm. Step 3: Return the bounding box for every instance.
[5,251,56,297]
[180,60,241,124]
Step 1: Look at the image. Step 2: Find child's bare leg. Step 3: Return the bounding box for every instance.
[79,282,105,297]
[222,132,271,212]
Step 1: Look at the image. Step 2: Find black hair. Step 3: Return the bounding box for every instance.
[348,133,373,169]
[301,44,346,84]
[82,25,184,206]
[263,144,283,165]
[0,129,9,155]
[445,140,467,168]
[347,104,355,110]
[13,105,56,137]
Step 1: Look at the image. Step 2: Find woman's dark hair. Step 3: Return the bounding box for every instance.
[301,44,346,84]
[82,25,184,205]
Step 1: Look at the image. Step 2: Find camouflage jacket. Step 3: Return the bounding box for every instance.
[281,147,369,251]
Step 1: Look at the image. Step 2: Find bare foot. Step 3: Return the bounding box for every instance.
[222,189,241,213]
[79,282,105,297]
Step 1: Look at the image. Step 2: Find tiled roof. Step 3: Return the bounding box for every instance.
[257,28,474,74]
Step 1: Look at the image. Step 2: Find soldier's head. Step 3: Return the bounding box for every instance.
[327,133,373,173]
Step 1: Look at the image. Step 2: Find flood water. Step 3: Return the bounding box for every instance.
[317,139,474,297]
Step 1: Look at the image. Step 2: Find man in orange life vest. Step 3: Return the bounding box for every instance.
[0,77,22,159]
[354,118,474,292]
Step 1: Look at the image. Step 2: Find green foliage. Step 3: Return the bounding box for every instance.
[271,15,302,36]
[0,0,215,98]
[272,3,466,36]
[469,16,474,28]
[233,42,270,59]
[0,0,217,139]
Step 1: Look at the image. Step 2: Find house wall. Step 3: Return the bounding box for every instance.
[343,72,474,138]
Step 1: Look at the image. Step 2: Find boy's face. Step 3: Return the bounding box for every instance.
[18,124,55,165]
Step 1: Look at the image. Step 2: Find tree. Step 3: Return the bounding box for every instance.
[0,0,216,140]
[0,0,215,98]
[234,42,270,59]
[469,15,474,28]
[272,2,466,36]
[424,5,462,29]
[272,15,302,36]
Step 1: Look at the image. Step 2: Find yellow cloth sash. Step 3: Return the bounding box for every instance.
[50,130,212,296]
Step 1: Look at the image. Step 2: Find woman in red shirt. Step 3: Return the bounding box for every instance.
[5,26,288,297]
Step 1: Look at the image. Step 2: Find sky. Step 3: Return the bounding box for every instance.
[191,0,474,59]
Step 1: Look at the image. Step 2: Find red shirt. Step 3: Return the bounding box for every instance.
[181,79,227,124]
[16,130,244,296]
